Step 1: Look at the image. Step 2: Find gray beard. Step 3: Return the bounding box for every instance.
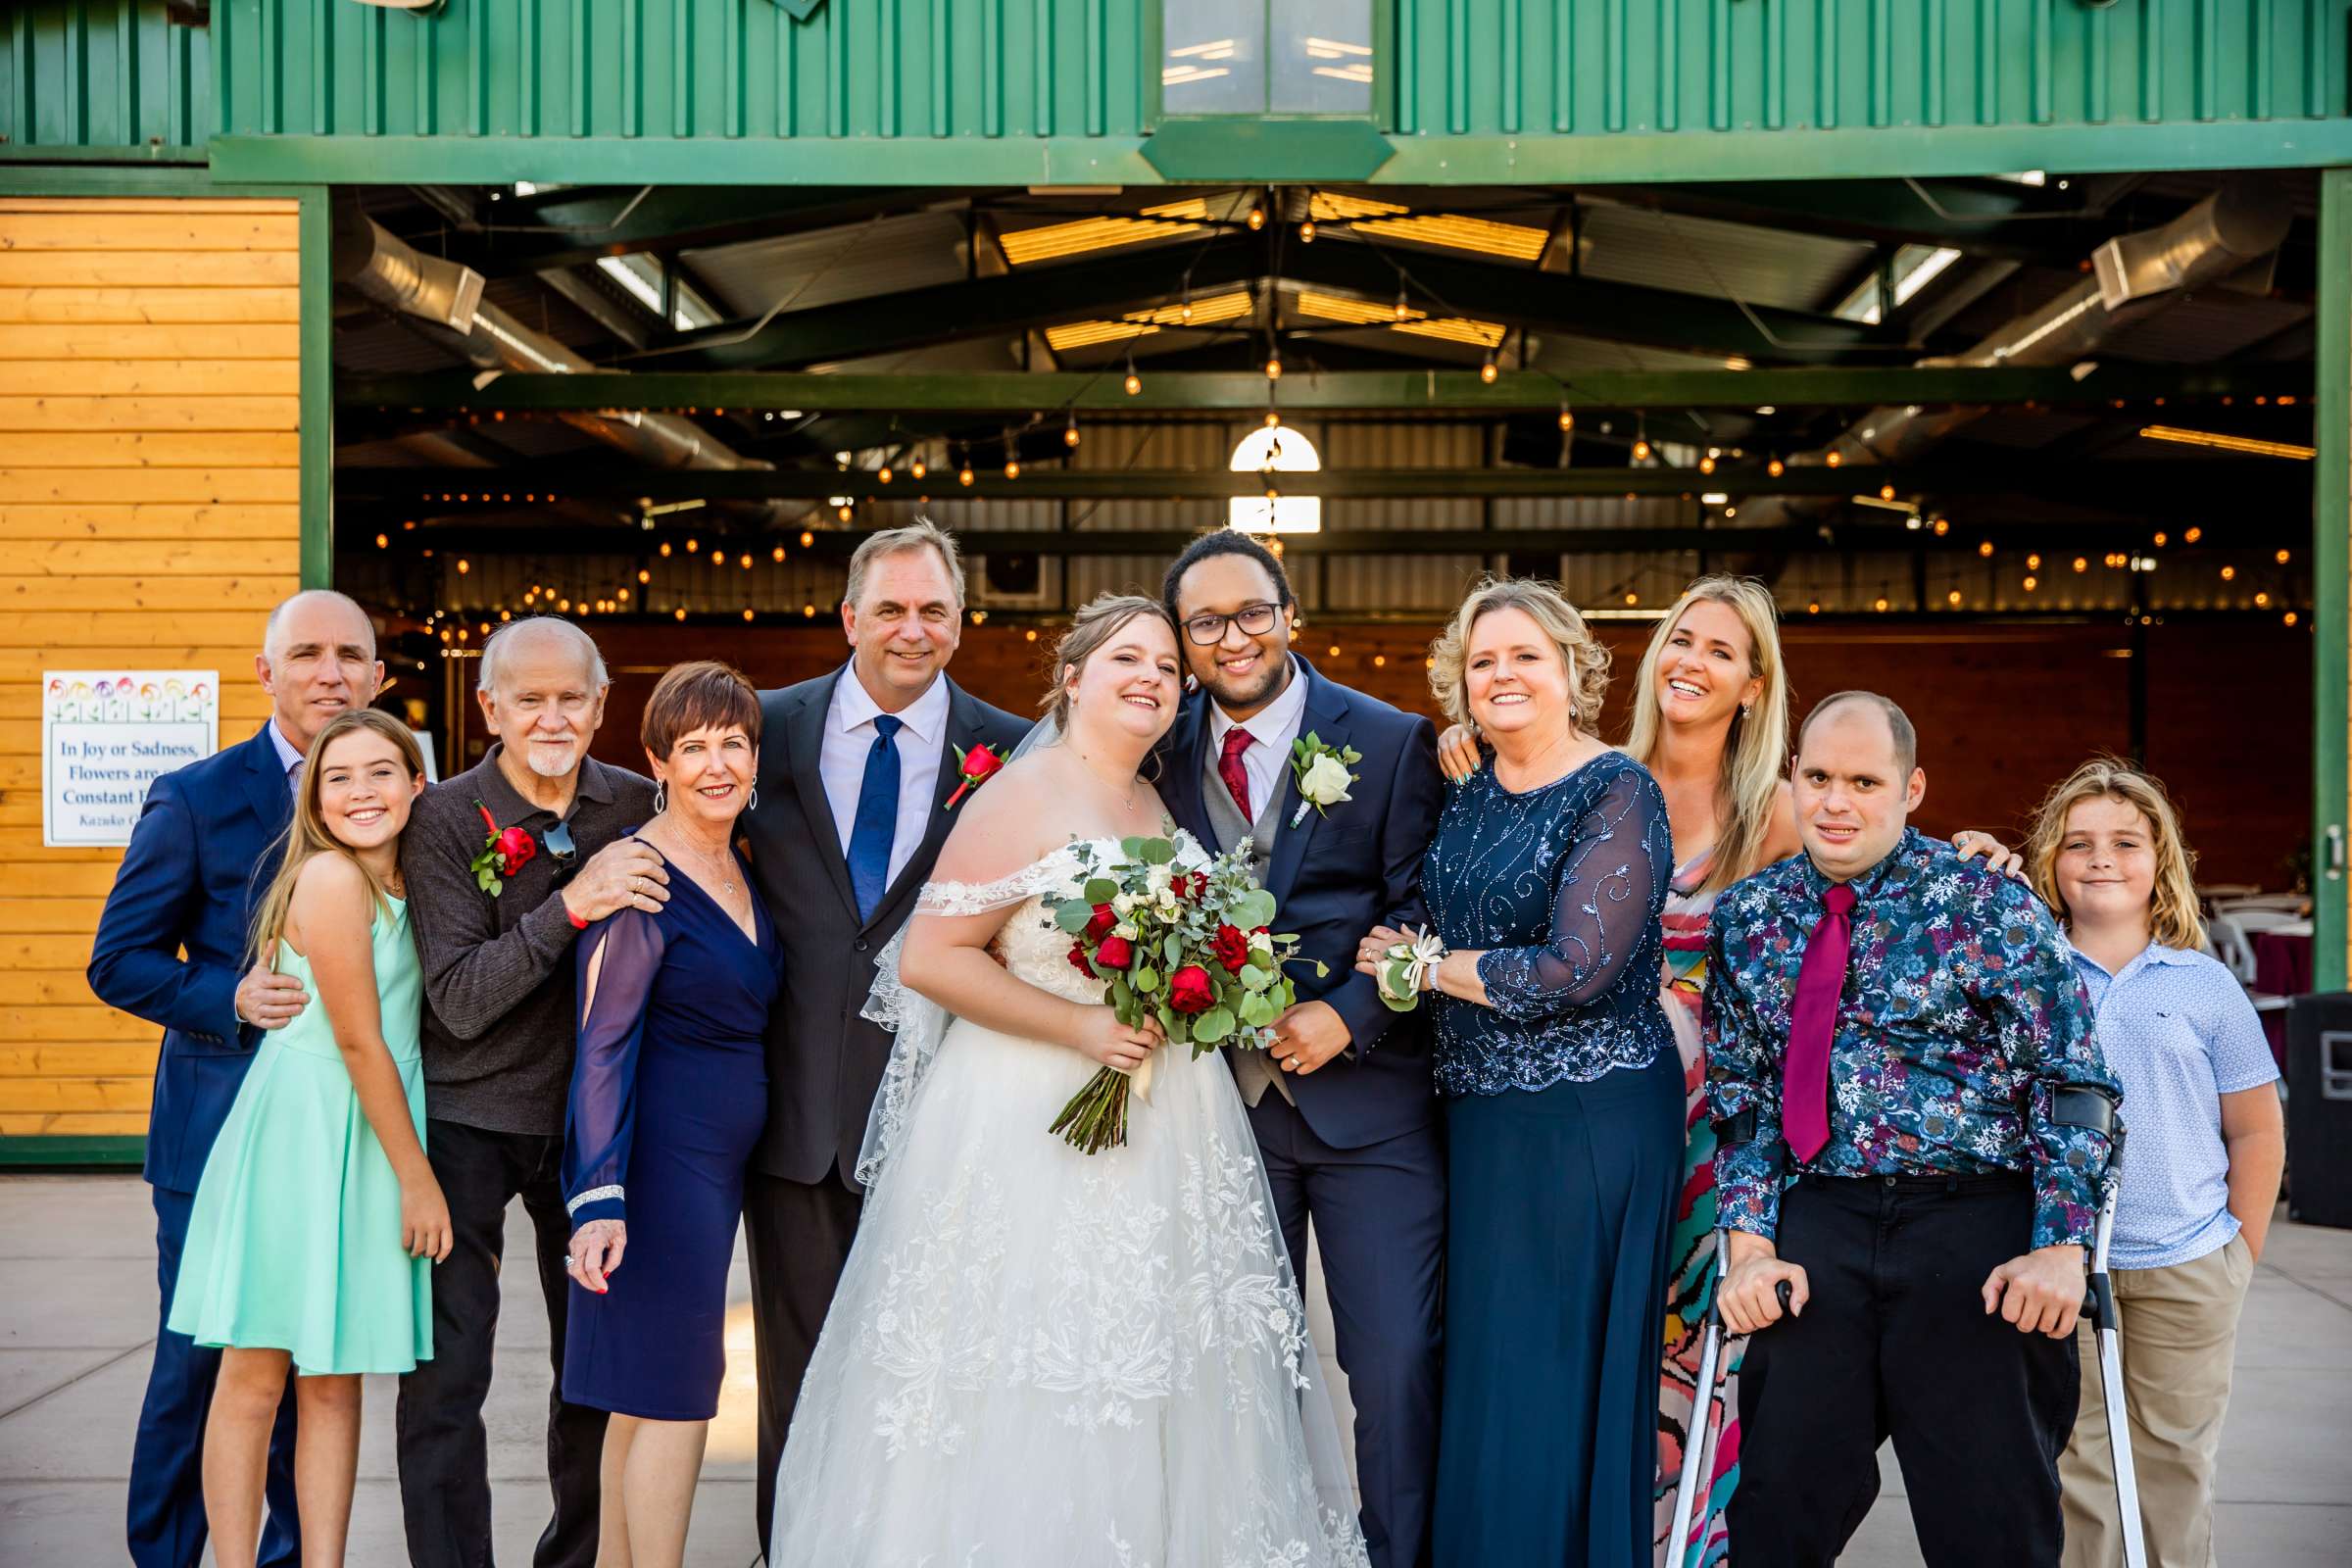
[522,741,578,778]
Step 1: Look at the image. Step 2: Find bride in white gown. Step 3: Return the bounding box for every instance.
[767,595,1369,1568]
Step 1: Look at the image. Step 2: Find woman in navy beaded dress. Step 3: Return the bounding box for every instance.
[561,662,781,1565]
[1359,578,1680,1568]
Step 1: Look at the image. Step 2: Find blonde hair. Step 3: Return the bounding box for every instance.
[1427,576,1610,736]
[2025,757,2208,951]
[1622,575,1790,894]
[247,709,426,971]
[1043,593,1177,732]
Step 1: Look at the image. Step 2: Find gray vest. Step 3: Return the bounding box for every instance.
[1202,731,1294,1105]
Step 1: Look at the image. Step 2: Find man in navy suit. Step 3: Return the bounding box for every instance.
[89,589,384,1568]
[1157,532,1446,1568]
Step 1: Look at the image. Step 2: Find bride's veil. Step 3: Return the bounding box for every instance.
[854,713,1058,1186]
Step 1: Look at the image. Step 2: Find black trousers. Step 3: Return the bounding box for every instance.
[745,1165,865,1552]
[1730,1172,2081,1568]
[396,1119,609,1568]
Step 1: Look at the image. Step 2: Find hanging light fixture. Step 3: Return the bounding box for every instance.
[1064,413,1081,448]
[1480,352,1498,385]
[1123,366,1143,396]
[910,457,928,479]
[1557,404,1574,432]
[1395,288,1410,322]
[1299,217,1316,243]
[1265,351,1283,381]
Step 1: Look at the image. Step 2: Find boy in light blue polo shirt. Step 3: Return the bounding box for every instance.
[2026,760,2284,1568]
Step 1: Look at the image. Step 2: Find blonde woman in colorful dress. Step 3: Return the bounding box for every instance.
[169,709,448,1568]
[1439,576,2018,1564]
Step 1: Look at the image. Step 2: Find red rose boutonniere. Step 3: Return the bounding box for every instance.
[945,742,1004,808]
[470,801,537,897]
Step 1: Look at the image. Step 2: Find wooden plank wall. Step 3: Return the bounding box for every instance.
[0,195,302,1140]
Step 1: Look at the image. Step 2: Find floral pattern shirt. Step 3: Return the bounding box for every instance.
[1704,828,2118,1250]
[1422,751,1674,1096]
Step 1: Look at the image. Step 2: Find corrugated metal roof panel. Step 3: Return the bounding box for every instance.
[1576,204,1876,315]
[683,211,971,318]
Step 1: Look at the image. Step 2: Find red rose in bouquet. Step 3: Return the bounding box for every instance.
[1045,835,1322,1153]
[1167,964,1217,1014]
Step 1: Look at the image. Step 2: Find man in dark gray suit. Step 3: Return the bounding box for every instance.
[740,520,1029,1545]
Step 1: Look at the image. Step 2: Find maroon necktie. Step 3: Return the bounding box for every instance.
[1783,881,1857,1163]
[1218,728,1255,819]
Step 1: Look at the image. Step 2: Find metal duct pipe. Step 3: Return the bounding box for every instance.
[336,209,769,476]
[1740,184,2292,529]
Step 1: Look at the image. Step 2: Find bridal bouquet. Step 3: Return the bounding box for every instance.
[1049,834,1321,1153]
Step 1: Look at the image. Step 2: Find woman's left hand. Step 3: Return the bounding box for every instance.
[1954,829,2028,881]
[1353,925,1407,978]
[568,1218,627,1295]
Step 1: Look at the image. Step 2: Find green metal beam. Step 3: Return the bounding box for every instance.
[203,121,2352,190]
[1588,178,2129,267]
[654,238,1263,370]
[1285,240,1904,366]
[363,520,2302,562]
[340,364,2311,416]
[345,460,2308,506]
[2315,167,2350,992]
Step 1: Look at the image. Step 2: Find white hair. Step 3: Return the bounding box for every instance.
[477,615,610,694]
[262,589,376,666]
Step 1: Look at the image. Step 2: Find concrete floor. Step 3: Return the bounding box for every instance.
[0,1173,2344,1565]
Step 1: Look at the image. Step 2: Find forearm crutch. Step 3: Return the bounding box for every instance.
[1665,1228,1791,1568]
[2065,1085,2145,1568]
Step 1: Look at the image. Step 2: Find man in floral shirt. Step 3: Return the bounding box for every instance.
[1704,691,2118,1567]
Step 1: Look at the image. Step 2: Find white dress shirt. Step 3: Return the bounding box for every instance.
[267,718,305,795]
[1206,658,1310,818]
[820,664,951,892]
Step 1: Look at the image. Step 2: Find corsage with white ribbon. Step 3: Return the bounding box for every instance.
[1375,926,1448,1011]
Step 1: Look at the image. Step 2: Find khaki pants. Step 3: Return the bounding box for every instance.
[2059,1232,2254,1568]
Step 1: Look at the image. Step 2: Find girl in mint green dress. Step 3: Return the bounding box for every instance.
[169,709,450,1568]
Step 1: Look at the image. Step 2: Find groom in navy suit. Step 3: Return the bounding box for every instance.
[1157,533,1446,1568]
[88,589,384,1568]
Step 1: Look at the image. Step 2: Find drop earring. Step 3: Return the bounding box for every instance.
[654,782,667,814]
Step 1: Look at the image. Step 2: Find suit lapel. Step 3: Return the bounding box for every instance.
[867,678,981,930]
[1264,662,1352,910]
[786,674,859,922]
[238,724,294,842]
[1161,692,1217,851]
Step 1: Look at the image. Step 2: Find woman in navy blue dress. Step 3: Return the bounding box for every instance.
[1360,579,1681,1568]
[562,662,780,1566]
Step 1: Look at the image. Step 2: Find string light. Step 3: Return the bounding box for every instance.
[2184,526,2203,543]
[739,553,754,569]
[1880,484,1897,501]
[2152,531,2167,547]
[1246,202,1266,231]
[1395,289,1410,322]
[2074,556,2088,573]
[1946,590,1963,607]
[1123,368,1143,396]
[837,504,854,521]
[660,542,672,557]
[1979,541,1994,557]
[878,466,894,483]
[2027,553,2041,570]
[374,532,389,549]
[743,608,756,621]
[958,462,976,486]
[910,458,927,479]
[1264,410,1282,428]
[1624,592,1639,607]
[1180,294,1195,324]
[2024,575,2038,591]
[685,537,699,553]
[1873,594,1889,612]
[771,546,786,563]
[1299,218,1316,243]
[1064,414,1081,449]
[801,530,814,548]
[1767,457,1785,477]
[2277,548,2291,564]
[1807,601,1821,615]
[2220,564,2236,581]
[1557,405,1574,432]
[1265,353,1283,381]
[1480,353,1498,384]
[673,607,687,621]
[456,559,471,574]
[2255,591,2272,608]
[1933,517,1949,537]
[2285,611,2299,626]
[1699,455,1716,474]
[1824,449,1843,468]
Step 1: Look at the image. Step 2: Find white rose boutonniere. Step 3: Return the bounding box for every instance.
[1287,731,1363,829]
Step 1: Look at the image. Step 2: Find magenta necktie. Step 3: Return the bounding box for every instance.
[1218,727,1255,819]
[1783,881,1857,1164]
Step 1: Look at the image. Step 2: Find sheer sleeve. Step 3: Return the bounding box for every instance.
[562,908,667,1230]
[1473,766,1670,1022]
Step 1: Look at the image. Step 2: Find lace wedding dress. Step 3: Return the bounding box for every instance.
[767,835,1370,1568]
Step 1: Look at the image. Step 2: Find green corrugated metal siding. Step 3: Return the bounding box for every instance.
[3,1,2350,176]
[206,0,1145,143]
[1396,0,2348,137]
[2,2,210,155]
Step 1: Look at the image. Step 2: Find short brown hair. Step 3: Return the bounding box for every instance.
[1798,690,1917,775]
[844,519,965,611]
[641,661,760,760]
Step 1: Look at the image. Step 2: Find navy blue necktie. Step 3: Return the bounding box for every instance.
[846,714,904,923]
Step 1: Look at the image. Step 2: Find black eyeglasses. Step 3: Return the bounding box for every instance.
[543,819,579,884]
[1182,602,1281,646]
